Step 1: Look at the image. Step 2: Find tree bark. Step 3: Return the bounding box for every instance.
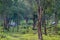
[33,14,37,30]
[3,15,9,31]
[37,6,43,40]
[43,12,47,35]
[36,0,43,40]
[44,18,47,35]
[54,12,58,34]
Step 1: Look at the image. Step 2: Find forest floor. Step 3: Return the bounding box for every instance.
[0,22,60,40]
[0,32,60,40]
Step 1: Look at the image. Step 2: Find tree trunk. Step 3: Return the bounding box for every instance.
[17,18,19,32]
[43,13,47,35]
[36,0,43,40]
[54,12,58,34]
[25,16,28,24]
[37,6,43,40]
[3,15,9,31]
[33,14,37,30]
[33,20,36,30]
[44,18,47,35]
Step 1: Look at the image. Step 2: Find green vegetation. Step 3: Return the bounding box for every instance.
[0,31,60,40]
[0,21,60,40]
[0,0,60,40]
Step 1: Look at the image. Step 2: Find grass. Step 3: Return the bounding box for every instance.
[0,26,60,40]
[0,31,60,40]
[0,20,60,40]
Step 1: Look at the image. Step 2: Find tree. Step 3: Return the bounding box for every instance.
[32,14,37,30]
[36,0,43,40]
[0,0,13,31]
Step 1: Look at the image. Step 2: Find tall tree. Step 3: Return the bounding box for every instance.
[54,0,58,34]
[36,0,43,40]
[0,0,13,31]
